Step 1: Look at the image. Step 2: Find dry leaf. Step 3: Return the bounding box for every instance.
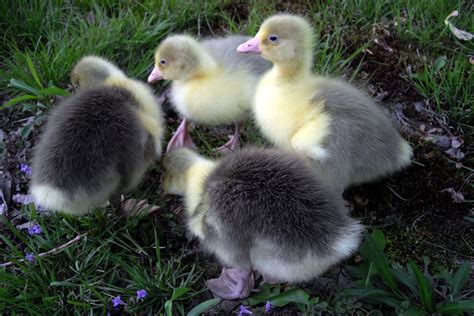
[448,24,474,41]
[451,138,461,148]
[444,10,473,41]
[15,221,38,231]
[354,195,369,206]
[441,188,464,203]
[374,38,394,52]
[363,48,374,55]
[444,10,459,21]
[120,199,160,216]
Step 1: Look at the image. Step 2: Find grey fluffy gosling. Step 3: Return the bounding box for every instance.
[30,56,164,215]
[162,147,363,299]
[238,15,412,193]
[148,35,270,152]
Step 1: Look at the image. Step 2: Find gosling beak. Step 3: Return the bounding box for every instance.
[237,37,261,54]
[147,66,163,83]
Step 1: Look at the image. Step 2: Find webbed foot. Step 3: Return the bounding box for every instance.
[166,118,196,152]
[206,268,254,299]
[217,123,241,153]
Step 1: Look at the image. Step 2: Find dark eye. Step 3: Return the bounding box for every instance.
[160,59,167,65]
[268,35,279,42]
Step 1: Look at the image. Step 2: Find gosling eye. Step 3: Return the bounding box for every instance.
[160,59,167,65]
[268,35,279,43]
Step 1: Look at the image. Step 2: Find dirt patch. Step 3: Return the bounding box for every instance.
[346,149,472,265]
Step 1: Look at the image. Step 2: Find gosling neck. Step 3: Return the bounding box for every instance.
[186,49,219,82]
[184,157,216,215]
[272,51,313,82]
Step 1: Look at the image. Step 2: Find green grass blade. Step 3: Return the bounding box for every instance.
[245,283,278,306]
[39,86,70,97]
[437,300,474,314]
[451,262,470,298]
[269,288,312,307]
[0,94,38,110]
[25,54,43,89]
[8,78,39,95]
[337,287,402,308]
[164,300,172,316]
[360,232,401,297]
[49,281,78,287]
[154,223,161,271]
[391,265,418,297]
[171,287,191,301]
[187,298,221,316]
[404,305,427,316]
[370,229,387,250]
[408,259,434,312]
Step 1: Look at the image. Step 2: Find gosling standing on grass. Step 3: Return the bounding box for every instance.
[31,56,164,215]
[162,146,362,299]
[148,35,270,152]
[238,14,412,193]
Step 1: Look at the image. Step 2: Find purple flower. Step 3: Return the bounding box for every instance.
[20,163,32,177]
[136,289,148,300]
[0,203,6,214]
[111,295,126,308]
[28,225,42,235]
[239,305,252,316]
[12,194,35,205]
[265,301,272,313]
[25,252,35,263]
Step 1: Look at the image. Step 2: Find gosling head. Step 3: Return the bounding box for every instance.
[70,56,125,89]
[237,14,314,66]
[162,147,201,195]
[148,35,215,83]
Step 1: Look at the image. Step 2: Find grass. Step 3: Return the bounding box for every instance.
[1,204,204,314]
[1,0,472,124]
[1,0,473,314]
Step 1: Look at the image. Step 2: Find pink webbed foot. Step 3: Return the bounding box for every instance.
[206,268,254,300]
[166,118,196,152]
[217,123,242,153]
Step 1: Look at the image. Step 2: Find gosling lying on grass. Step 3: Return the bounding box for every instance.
[162,146,362,299]
[31,56,164,215]
[238,14,412,193]
[148,35,270,152]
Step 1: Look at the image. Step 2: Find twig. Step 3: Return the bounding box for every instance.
[0,233,86,267]
[411,160,426,167]
[385,184,409,201]
[422,240,474,259]
[442,156,474,172]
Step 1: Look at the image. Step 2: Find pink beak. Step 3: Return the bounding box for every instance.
[237,38,261,54]
[147,66,163,83]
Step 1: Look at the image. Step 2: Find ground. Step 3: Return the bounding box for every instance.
[0,0,472,315]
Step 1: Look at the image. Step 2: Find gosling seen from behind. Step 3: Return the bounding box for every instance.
[31,56,164,215]
[162,147,363,299]
[148,35,270,152]
[238,15,412,193]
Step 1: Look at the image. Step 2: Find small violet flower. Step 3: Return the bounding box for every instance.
[265,301,272,313]
[20,163,32,177]
[136,289,148,300]
[12,194,35,205]
[111,295,126,308]
[28,225,42,236]
[0,203,6,214]
[25,252,35,263]
[239,305,253,316]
